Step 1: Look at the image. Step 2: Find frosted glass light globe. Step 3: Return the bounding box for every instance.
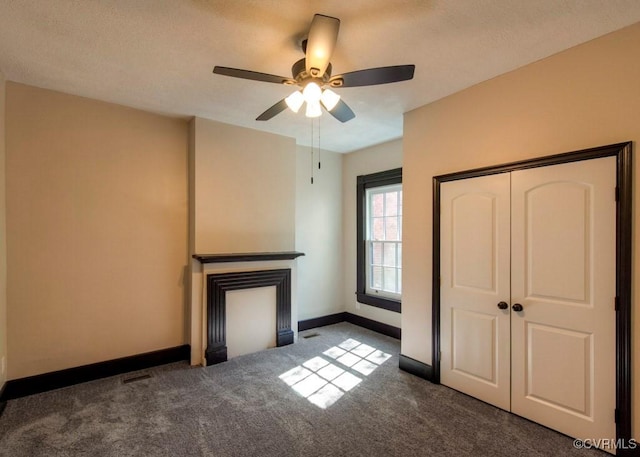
[303,82,322,104]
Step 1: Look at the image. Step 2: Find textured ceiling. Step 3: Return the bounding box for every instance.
[1,1,640,152]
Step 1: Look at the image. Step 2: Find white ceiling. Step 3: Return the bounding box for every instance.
[1,1,640,153]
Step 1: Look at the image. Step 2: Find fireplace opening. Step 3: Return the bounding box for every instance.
[205,269,294,365]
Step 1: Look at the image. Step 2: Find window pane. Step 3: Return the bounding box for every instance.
[372,193,384,217]
[385,192,398,216]
[372,217,384,240]
[385,217,398,241]
[372,266,383,289]
[361,177,402,302]
[383,267,397,292]
[383,243,397,267]
[397,269,402,294]
[398,244,402,267]
[371,242,382,265]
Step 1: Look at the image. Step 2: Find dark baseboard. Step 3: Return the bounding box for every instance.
[399,354,434,381]
[0,382,6,418]
[0,344,190,401]
[344,312,401,340]
[298,312,401,340]
[298,312,347,331]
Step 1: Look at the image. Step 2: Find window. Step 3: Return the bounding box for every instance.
[356,168,402,312]
[366,184,402,298]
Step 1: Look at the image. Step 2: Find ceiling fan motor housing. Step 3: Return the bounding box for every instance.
[291,58,333,86]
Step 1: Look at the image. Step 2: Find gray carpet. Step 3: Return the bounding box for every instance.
[0,323,605,456]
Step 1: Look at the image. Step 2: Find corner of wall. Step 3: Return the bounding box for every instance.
[341,139,403,329]
[0,70,8,388]
[295,145,345,321]
[187,117,196,256]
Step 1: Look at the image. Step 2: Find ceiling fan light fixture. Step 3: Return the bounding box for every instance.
[285,90,304,113]
[320,88,340,111]
[302,81,322,104]
[305,100,322,118]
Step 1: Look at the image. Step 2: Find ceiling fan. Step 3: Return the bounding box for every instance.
[213,14,415,123]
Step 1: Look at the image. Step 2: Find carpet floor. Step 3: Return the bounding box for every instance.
[0,322,605,456]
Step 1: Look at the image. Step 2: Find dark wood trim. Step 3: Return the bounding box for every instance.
[344,312,401,340]
[432,141,632,449]
[434,142,629,182]
[0,382,6,418]
[193,251,305,264]
[431,175,442,383]
[356,167,403,313]
[298,312,401,340]
[355,293,401,313]
[205,269,293,365]
[615,143,633,453]
[399,354,434,381]
[0,345,190,401]
[298,312,347,331]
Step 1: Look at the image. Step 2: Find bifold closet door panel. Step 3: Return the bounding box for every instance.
[510,157,617,445]
[440,173,511,411]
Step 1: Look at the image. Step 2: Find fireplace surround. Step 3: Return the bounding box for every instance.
[191,251,304,365]
[205,268,293,365]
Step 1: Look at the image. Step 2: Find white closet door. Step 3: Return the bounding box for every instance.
[440,173,511,410]
[510,157,616,447]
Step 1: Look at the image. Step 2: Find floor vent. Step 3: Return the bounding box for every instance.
[303,332,320,339]
[122,373,152,384]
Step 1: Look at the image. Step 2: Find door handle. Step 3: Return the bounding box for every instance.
[497,301,509,310]
[512,303,523,312]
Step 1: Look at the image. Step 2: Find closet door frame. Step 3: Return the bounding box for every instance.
[432,142,632,451]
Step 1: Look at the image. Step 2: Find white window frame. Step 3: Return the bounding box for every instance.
[365,184,402,300]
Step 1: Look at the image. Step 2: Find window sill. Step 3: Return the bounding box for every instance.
[356,293,401,313]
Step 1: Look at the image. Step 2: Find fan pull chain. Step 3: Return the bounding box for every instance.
[318,117,321,170]
[310,119,314,184]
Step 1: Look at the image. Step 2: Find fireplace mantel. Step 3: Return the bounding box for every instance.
[193,251,305,264]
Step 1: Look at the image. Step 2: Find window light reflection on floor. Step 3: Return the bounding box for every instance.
[279,339,392,409]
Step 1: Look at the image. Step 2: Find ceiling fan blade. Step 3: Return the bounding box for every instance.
[305,14,340,78]
[330,65,415,88]
[213,66,295,85]
[256,98,289,121]
[323,99,355,123]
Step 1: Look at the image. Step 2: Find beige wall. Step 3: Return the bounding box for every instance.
[343,139,403,328]
[0,71,7,388]
[6,83,189,379]
[190,117,295,254]
[188,117,297,364]
[403,23,640,438]
[295,145,344,321]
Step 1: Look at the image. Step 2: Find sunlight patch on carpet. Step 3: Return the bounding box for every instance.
[279,339,391,409]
